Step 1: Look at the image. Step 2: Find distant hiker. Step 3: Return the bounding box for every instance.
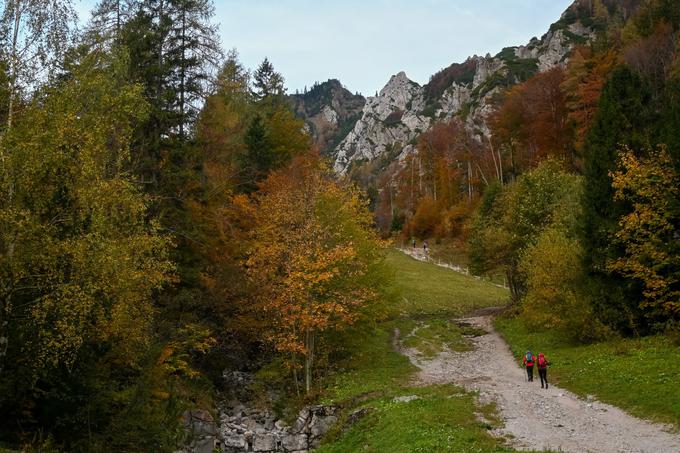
[537,352,549,389]
[423,241,429,254]
[412,238,416,249]
[523,350,536,382]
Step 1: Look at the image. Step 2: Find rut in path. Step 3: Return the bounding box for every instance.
[397,315,680,453]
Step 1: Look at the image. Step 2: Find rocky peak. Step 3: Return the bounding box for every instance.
[329,1,599,174]
[289,79,365,155]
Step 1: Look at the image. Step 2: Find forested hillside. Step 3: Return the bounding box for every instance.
[379,0,679,339]
[0,1,386,450]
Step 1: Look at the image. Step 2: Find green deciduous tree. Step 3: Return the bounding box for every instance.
[469,161,581,302]
[0,0,76,132]
[0,50,173,443]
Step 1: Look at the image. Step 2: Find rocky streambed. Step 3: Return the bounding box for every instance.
[220,402,338,453]
[178,372,340,453]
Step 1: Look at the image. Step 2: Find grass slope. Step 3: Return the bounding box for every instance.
[495,316,680,428]
[386,250,507,318]
[317,251,518,452]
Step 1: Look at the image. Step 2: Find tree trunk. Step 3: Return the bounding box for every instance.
[467,161,473,202]
[304,328,315,394]
[179,5,186,140]
[292,352,300,396]
[6,0,22,133]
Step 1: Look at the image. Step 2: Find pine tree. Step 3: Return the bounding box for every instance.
[165,0,222,140]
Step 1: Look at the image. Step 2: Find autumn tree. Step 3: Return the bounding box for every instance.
[0,51,173,443]
[491,67,573,176]
[242,154,386,394]
[561,46,617,154]
[608,145,680,326]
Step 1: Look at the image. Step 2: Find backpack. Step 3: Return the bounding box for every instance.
[525,352,533,363]
[538,356,546,367]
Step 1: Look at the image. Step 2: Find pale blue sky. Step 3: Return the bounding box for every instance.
[76,0,574,95]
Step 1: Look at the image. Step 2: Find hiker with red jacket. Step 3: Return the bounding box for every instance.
[522,350,536,382]
[537,352,549,389]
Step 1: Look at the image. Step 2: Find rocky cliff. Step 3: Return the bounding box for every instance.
[330,3,597,174]
[288,80,366,155]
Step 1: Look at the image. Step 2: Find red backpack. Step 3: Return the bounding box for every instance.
[538,355,547,367]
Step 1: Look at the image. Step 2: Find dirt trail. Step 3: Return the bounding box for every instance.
[398,315,680,453]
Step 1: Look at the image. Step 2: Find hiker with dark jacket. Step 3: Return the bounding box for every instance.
[522,350,536,382]
[537,352,549,389]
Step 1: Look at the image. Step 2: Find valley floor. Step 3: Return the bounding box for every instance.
[400,313,680,452]
[319,249,680,453]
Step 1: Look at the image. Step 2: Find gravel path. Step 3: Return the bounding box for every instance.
[398,315,680,453]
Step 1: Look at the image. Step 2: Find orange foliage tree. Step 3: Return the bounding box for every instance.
[242,154,387,393]
[380,118,497,239]
[491,67,573,176]
[562,46,617,155]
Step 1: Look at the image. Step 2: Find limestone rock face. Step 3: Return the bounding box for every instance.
[333,71,430,173]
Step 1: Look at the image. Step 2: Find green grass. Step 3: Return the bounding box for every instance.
[316,250,521,452]
[321,321,416,404]
[495,316,680,428]
[317,385,515,453]
[386,250,508,318]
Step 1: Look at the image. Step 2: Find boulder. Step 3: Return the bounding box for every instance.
[281,433,308,452]
[252,433,277,452]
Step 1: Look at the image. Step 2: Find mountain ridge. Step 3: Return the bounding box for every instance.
[292,0,632,174]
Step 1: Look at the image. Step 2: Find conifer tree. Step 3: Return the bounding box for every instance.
[581,66,652,333]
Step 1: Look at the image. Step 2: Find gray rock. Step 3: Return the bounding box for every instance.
[182,409,217,437]
[393,395,421,403]
[192,436,217,453]
[252,433,277,451]
[281,433,308,451]
[310,414,337,440]
[223,433,246,449]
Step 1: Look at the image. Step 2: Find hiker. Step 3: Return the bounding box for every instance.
[522,350,536,382]
[537,352,549,389]
[423,241,428,254]
[412,238,416,249]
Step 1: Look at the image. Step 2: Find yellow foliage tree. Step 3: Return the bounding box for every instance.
[609,145,680,324]
[0,51,174,379]
[242,154,386,393]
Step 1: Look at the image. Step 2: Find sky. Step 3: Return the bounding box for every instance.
[76,0,575,96]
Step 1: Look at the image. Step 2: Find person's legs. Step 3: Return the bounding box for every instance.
[526,366,533,381]
[539,368,547,388]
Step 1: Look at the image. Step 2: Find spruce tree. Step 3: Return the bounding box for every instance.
[252,57,285,103]
[581,66,653,333]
